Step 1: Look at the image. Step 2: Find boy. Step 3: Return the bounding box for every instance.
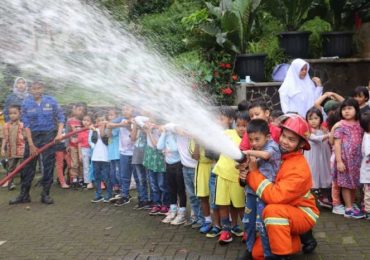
[240,119,281,258]
[240,100,281,151]
[1,105,25,190]
[353,86,370,114]
[213,108,248,244]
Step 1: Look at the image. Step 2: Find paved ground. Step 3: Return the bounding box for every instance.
[1,179,370,260]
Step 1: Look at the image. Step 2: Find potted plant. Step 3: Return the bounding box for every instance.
[183,0,265,82]
[321,0,370,57]
[264,0,316,58]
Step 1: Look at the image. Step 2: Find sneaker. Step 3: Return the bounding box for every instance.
[8,182,16,191]
[218,230,233,245]
[158,205,169,215]
[114,197,131,207]
[183,218,197,227]
[171,211,186,225]
[191,222,202,229]
[344,208,365,219]
[149,205,161,216]
[103,197,111,203]
[231,225,244,237]
[365,213,370,221]
[206,226,222,238]
[353,203,361,211]
[242,231,247,243]
[199,222,212,234]
[162,210,176,224]
[91,196,104,203]
[134,201,151,210]
[317,197,332,209]
[109,194,122,203]
[332,204,345,215]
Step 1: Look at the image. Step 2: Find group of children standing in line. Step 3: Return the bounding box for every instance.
[1,81,370,255]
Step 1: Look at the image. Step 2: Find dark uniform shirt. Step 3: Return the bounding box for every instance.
[22,95,65,132]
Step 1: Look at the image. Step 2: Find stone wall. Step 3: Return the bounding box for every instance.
[236,58,370,110]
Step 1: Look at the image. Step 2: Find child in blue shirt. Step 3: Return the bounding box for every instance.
[157,123,187,225]
[240,119,281,258]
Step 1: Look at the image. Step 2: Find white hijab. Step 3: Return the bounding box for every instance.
[13,77,28,99]
[278,59,316,98]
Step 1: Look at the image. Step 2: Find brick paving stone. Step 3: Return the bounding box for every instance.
[1,183,370,259]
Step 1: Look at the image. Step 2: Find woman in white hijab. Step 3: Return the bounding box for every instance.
[279,59,323,117]
[4,77,28,122]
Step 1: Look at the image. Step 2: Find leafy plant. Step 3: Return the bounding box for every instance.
[300,16,331,57]
[183,0,262,54]
[262,0,317,31]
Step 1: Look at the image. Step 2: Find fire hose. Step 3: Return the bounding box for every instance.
[0,128,88,187]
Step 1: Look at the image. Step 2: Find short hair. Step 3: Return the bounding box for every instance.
[247,119,270,135]
[306,106,324,125]
[360,111,370,132]
[237,100,249,112]
[8,104,21,111]
[95,110,107,120]
[271,110,284,118]
[219,106,236,120]
[236,111,250,122]
[353,86,369,101]
[339,97,361,121]
[248,99,270,112]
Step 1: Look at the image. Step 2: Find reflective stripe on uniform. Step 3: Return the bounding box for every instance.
[264,217,289,226]
[299,207,319,223]
[256,179,271,198]
[302,191,311,199]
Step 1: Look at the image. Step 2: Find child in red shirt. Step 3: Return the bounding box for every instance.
[240,100,281,151]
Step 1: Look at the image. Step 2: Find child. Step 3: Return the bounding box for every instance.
[206,106,235,239]
[241,119,280,258]
[67,103,85,188]
[143,118,169,216]
[333,98,364,218]
[213,109,247,244]
[240,100,281,151]
[107,105,139,206]
[89,112,112,202]
[270,110,284,126]
[55,127,70,189]
[78,114,93,189]
[1,105,25,190]
[131,114,150,209]
[106,108,121,195]
[360,112,370,220]
[305,107,332,208]
[353,86,370,114]
[157,123,187,225]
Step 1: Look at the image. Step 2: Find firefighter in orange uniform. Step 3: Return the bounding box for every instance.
[240,115,319,259]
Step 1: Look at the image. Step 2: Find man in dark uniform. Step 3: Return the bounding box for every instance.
[9,80,64,205]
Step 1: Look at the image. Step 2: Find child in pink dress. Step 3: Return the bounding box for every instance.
[333,98,364,219]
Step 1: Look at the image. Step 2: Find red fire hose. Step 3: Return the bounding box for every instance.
[0,128,88,187]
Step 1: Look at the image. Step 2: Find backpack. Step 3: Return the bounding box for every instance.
[272,63,290,82]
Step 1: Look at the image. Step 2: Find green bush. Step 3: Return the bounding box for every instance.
[300,16,331,57]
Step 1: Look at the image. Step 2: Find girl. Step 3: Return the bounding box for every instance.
[143,118,169,216]
[304,107,332,208]
[4,77,28,122]
[1,105,25,190]
[89,112,112,202]
[333,98,364,219]
[78,114,93,189]
[157,123,186,225]
[278,58,323,117]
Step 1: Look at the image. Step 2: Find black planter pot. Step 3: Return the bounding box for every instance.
[321,32,353,57]
[279,31,311,58]
[234,54,266,82]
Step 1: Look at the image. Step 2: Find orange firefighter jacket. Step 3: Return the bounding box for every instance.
[246,151,319,224]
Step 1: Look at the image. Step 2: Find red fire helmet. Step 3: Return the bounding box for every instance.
[279,114,311,150]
